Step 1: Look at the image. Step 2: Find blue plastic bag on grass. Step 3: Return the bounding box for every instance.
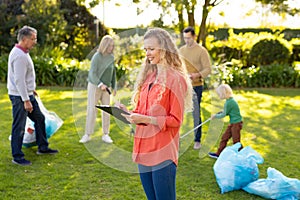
[243,167,300,199]
[22,97,63,147]
[213,142,264,194]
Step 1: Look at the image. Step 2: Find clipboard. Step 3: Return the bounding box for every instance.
[96,105,130,124]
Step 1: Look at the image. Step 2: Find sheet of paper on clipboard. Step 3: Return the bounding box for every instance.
[96,105,130,124]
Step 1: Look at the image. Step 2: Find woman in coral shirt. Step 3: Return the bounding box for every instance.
[121,28,193,200]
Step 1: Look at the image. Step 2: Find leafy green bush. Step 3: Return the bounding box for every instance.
[214,61,300,88]
[207,30,271,66]
[291,44,300,62]
[31,56,83,87]
[293,62,300,87]
[207,29,294,67]
[290,38,300,62]
[248,64,297,87]
[1,29,299,88]
[249,39,291,66]
[0,54,8,83]
[33,57,59,86]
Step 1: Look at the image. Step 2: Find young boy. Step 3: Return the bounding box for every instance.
[209,84,243,159]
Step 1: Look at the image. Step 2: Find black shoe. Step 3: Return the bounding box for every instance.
[12,159,32,166]
[208,152,219,159]
[37,148,58,155]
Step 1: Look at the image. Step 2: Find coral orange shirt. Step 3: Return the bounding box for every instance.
[132,68,187,166]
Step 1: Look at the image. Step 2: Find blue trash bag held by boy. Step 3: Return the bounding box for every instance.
[243,167,300,199]
[213,142,264,194]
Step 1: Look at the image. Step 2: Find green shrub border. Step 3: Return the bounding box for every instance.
[212,62,300,88]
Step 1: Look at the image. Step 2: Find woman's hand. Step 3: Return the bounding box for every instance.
[115,101,129,113]
[130,113,150,124]
[100,84,107,91]
[121,113,151,125]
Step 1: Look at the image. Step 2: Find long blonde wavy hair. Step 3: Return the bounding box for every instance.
[132,28,193,112]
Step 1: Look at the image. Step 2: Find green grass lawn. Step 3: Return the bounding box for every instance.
[0,83,299,200]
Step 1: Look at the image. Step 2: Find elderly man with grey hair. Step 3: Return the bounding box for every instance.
[7,25,58,166]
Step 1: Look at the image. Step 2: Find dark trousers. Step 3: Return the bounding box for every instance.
[9,95,49,160]
[217,121,243,155]
[193,85,203,142]
[138,160,177,200]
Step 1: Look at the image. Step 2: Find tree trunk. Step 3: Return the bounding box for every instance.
[197,0,209,47]
[187,11,195,27]
[187,4,195,27]
[174,1,185,46]
[178,11,185,46]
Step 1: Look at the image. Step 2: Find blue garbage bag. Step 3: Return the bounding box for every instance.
[45,112,63,137]
[213,142,264,194]
[243,167,300,199]
[22,97,63,147]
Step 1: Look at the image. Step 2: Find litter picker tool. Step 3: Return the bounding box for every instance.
[180,118,211,139]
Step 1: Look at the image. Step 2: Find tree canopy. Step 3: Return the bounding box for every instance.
[255,0,300,16]
[1,0,299,59]
[0,0,107,60]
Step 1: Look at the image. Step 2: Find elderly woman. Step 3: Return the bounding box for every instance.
[79,35,117,144]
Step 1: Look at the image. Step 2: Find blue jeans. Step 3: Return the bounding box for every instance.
[193,85,203,142]
[9,95,49,160]
[138,160,177,200]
